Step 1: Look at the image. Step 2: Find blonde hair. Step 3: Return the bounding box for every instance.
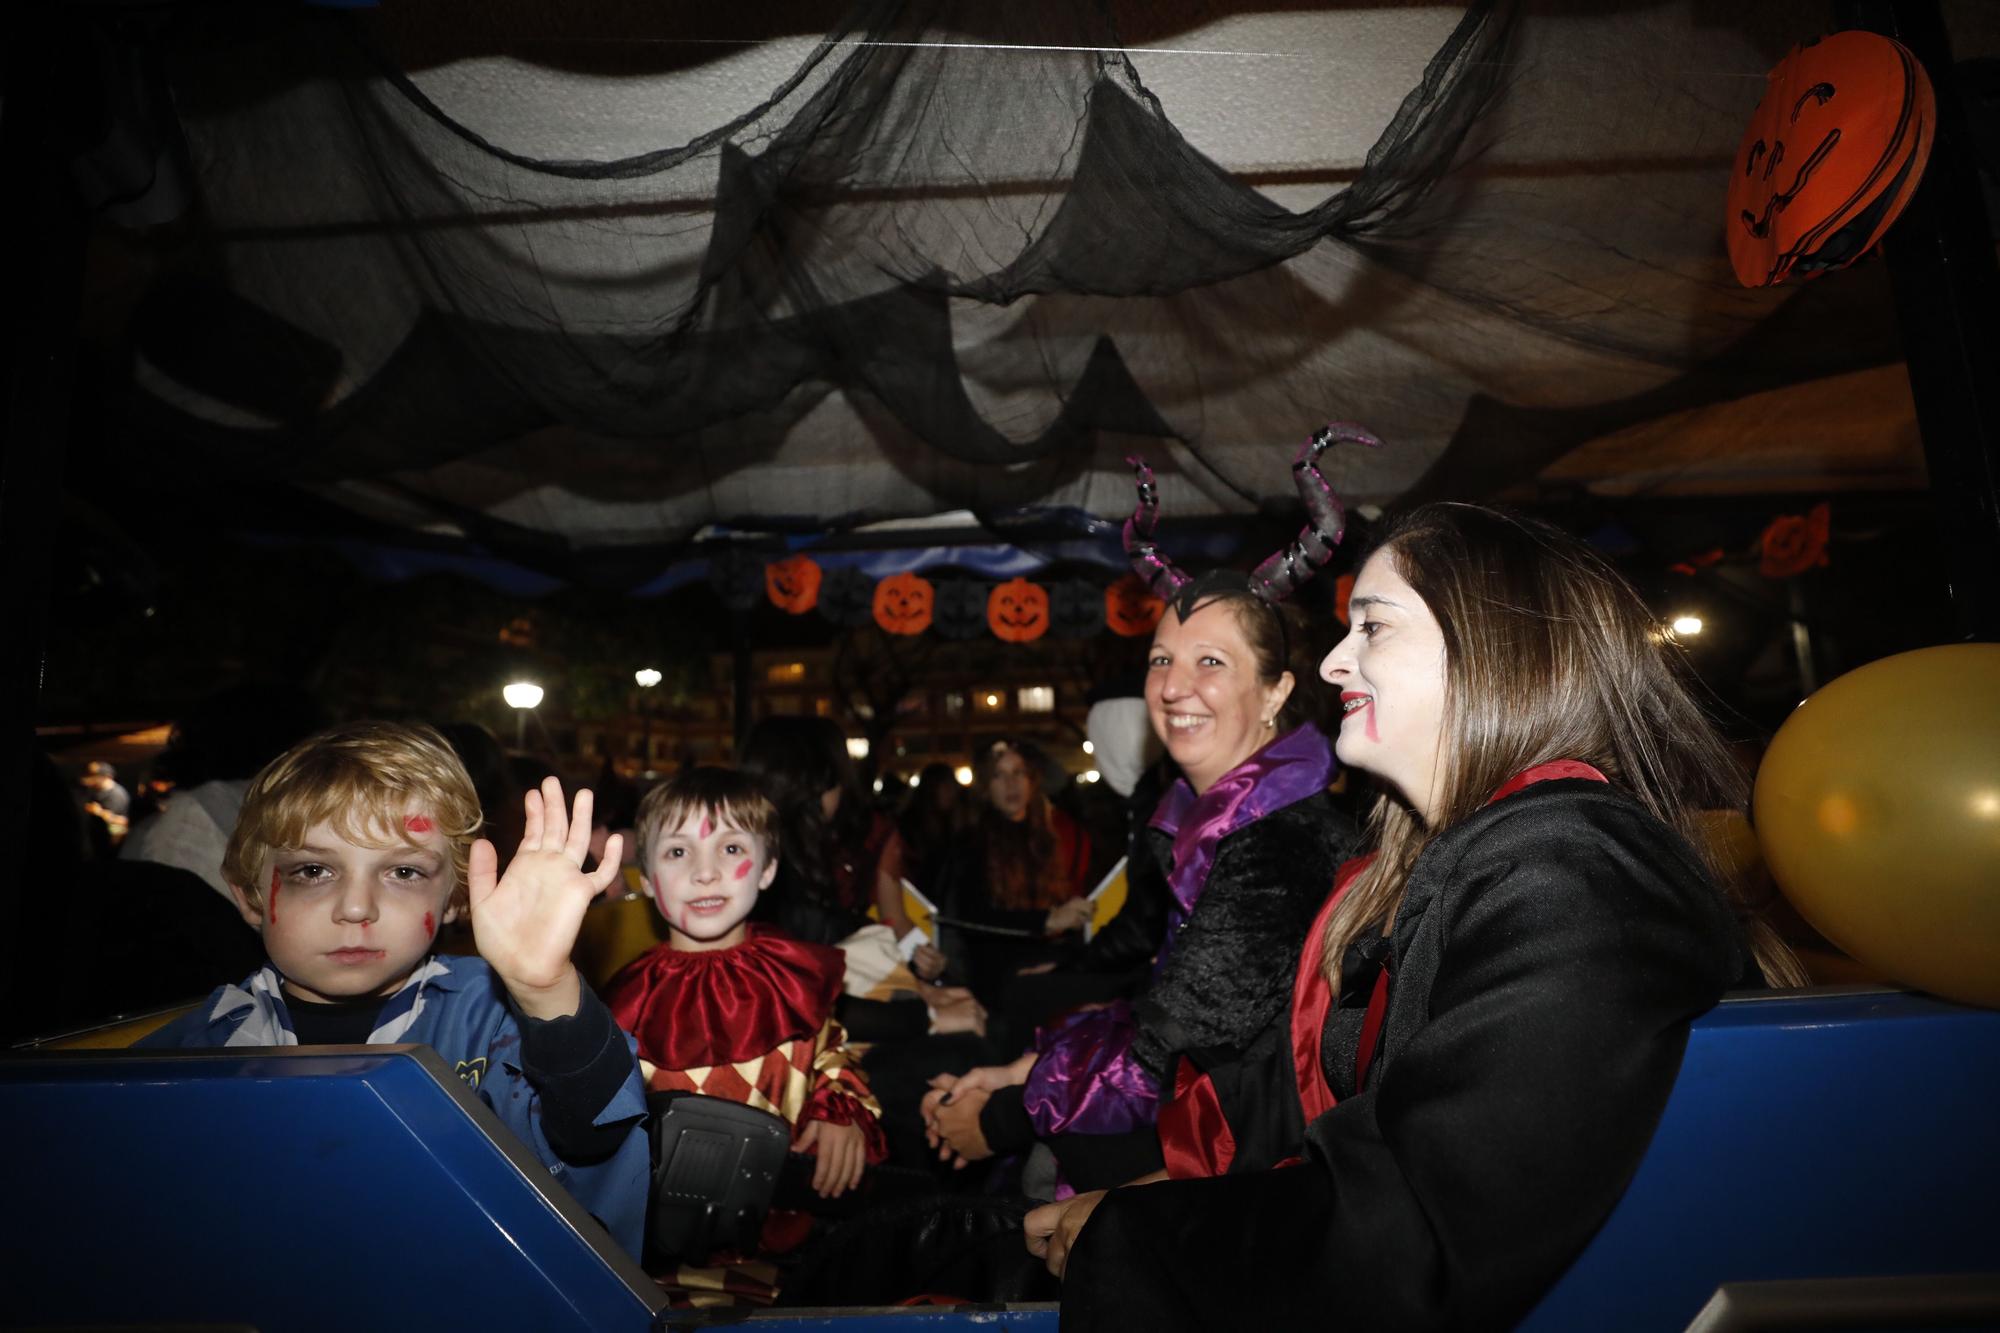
[224,721,483,911]
[635,767,780,869]
[1322,505,1806,991]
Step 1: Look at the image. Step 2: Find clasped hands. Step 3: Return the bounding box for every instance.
[920,1051,1036,1168]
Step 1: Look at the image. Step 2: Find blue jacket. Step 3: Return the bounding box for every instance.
[143,955,650,1256]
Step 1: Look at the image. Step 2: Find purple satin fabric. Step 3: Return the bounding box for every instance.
[1022,725,1337,1138]
[1149,724,1338,942]
[1024,1001,1160,1136]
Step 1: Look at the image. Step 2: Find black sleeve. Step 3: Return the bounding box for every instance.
[1128,809,1345,1080]
[835,993,931,1043]
[516,984,642,1164]
[1077,831,1170,974]
[1068,802,1744,1332]
[978,1082,1036,1155]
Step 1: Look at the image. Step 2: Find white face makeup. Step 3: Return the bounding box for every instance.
[236,815,459,1005]
[1145,598,1294,796]
[644,808,777,952]
[1319,550,1450,823]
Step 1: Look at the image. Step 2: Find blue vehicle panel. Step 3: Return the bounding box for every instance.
[5,988,1995,1330]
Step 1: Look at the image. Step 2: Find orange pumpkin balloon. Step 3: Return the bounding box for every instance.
[1727,30,1935,288]
[1104,575,1164,638]
[873,571,935,636]
[988,578,1050,643]
[765,555,822,615]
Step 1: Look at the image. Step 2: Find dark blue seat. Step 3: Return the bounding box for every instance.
[3,1045,663,1333]
[1521,987,2000,1331]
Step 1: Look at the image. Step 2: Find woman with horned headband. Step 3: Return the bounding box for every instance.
[919,428,1369,1193]
[1027,499,1807,1331]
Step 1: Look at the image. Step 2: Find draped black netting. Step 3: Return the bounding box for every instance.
[98,0,1994,580]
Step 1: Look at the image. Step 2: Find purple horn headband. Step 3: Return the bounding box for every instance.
[1123,422,1379,604]
[1122,455,1193,601]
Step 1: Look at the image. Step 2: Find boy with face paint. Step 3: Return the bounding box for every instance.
[602,767,887,1205]
[142,722,651,1257]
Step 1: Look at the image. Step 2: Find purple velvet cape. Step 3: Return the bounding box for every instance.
[1021,724,1337,1137]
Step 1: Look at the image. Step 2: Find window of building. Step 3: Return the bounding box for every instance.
[943,691,967,719]
[1017,685,1055,713]
[766,662,807,684]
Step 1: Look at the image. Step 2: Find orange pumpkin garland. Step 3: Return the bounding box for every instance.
[1103,575,1164,638]
[765,555,823,614]
[873,571,935,636]
[988,578,1050,643]
[1759,502,1832,578]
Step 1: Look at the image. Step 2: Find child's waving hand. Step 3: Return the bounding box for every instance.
[470,776,625,1019]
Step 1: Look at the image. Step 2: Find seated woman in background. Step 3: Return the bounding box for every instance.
[928,739,1098,1004]
[924,448,1363,1193]
[1031,502,1805,1331]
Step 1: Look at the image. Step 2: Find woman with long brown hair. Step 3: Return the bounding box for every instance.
[1030,502,1802,1331]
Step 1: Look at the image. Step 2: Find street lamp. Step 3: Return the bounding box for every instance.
[504,681,543,747]
[634,668,661,771]
[1670,614,1704,637]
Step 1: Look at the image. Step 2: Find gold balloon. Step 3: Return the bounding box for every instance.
[1754,643,2000,1007]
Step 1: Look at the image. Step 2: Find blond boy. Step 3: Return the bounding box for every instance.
[144,722,649,1254]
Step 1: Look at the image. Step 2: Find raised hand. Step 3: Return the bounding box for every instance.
[468,776,625,1020]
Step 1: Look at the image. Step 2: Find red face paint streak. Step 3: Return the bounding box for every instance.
[424,912,436,936]
[268,868,281,923]
[406,815,434,834]
[733,859,754,881]
[698,815,713,839]
[1365,703,1380,743]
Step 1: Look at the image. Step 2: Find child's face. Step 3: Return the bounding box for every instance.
[232,812,461,1004]
[644,808,775,952]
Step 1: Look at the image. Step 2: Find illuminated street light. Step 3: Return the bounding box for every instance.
[633,668,662,772]
[847,737,870,760]
[1670,615,1704,637]
[1081,740,1095,755]
[502,681,543,748]
[954,765,973,786]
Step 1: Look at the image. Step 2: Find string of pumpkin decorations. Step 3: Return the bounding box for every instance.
[752,556,1171,643]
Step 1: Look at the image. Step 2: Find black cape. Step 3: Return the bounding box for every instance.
[1063,781,1758,1332]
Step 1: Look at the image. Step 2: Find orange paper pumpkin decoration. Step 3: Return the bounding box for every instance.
[1103,574,1164,638]
[988,578,1050,643]
[766,555,823,614]
[873,572,935,636]
[1759,502,1831,578]
[1727,31,1935,288]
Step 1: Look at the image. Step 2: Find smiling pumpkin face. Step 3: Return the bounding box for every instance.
[873,571,935,635]
[1104,574,1164,638]
[988,578,1050,643]
[1727,30,1935,288]
[765,555,823,615]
